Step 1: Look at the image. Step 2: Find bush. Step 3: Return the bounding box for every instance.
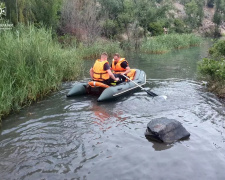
[102,19,119,38]
[148,22,164,36]
[198,58,225,80]
[198,39,225,97]
[208,40,225,58]
[57,35,78,48]
[199,40,225,80]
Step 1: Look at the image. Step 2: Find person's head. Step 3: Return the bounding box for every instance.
[113,53,120,61]
[101,52,108,61]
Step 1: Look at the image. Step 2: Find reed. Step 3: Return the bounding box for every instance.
[0,25,82,125]
[140,33,201,54]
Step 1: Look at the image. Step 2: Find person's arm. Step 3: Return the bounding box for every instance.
[120,61,131,75]
[90,68,94,79]
[121,66,131,75]
[106,69,119,81]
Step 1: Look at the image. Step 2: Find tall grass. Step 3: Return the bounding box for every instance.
[140,34,202,54]
[0,25,82,125]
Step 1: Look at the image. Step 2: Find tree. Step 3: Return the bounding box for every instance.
[148,22,164,36]
[32,0,61,28]
[184,0,204,29]
[213,0,225,27]
[212,0,225,36]
[173,19,188,33]
[2,0,61,28]
[133,0,171,37]
[98,0,129,38]
[60,0,102,44]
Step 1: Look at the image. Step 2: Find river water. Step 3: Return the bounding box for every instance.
[1,43,225,180]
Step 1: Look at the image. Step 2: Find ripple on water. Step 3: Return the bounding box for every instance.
[0,78,225,180]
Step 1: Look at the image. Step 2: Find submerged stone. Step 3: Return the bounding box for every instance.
[145,118,190,143]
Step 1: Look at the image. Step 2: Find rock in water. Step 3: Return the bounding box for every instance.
[145,118,190,143]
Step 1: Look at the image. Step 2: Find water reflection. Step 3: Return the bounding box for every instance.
[91,103,128,132]
[92,104,112,131]
[150,141,174,151]
[145,136,191,151]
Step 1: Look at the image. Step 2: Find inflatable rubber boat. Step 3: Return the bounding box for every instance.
[67,69,146,102]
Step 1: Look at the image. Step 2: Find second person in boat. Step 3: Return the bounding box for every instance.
[111,53,131,82]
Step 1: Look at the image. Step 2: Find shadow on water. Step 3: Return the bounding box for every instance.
[151,141,174,151]
[1,41,225,180]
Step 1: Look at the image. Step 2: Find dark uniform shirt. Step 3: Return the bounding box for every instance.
[103,63,110,71]
[110,61,128,69]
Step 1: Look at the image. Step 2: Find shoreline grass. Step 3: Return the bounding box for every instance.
[0,25,83,126]
[140,34,202,54]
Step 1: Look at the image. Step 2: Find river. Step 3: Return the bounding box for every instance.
[1,42,225,180]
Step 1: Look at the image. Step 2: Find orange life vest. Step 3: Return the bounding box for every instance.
[93,59,110,81]
[126,69,136,80]
[111,58,128,74]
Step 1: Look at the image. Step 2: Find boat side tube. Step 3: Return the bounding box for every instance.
[66,83,87,97]
[97,69,146,102]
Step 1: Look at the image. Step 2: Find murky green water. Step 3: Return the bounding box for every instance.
[1,43,225,180]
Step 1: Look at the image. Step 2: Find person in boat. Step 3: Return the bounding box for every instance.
[90,52,120,85]
[111,53,131,82]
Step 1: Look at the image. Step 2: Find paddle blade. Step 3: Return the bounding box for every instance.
[146,90,158,97]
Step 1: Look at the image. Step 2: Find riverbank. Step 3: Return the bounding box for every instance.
[198,40,225,98]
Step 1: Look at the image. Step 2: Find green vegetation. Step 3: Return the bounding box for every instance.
[57,35,123,59]
[213,0,225,37]
[198,40,225,97]
[148,22,164,36]
[2,0,61,29]
[0,25,82,125]
[79,41,123,60]
[184,0,204,29]
[2,0,224,39]
[172,19,190,34]
[140,34,201,54]
[99,0,171,38]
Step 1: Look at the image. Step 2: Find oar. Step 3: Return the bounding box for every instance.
[122,74,167,99]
